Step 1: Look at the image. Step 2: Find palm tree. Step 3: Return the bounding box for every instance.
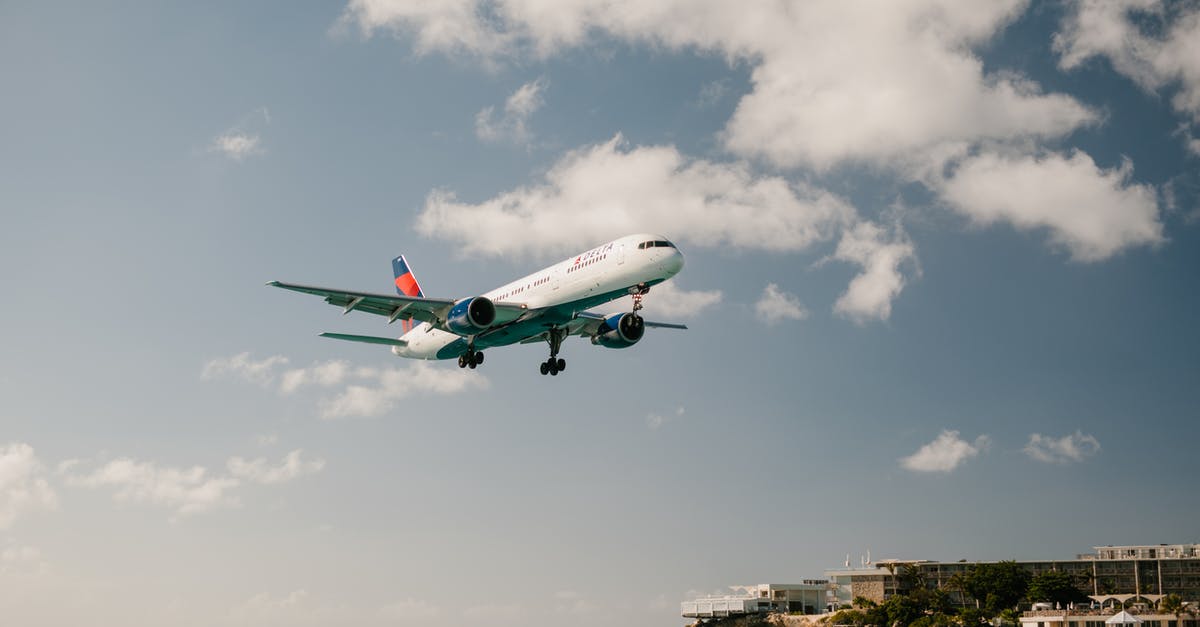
[1160,594,1189,626]
[946,572,971,609]
[881,561,898,600]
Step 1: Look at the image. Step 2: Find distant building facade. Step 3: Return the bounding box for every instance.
[684,544,1200,621]
[825,544,1200,606]
[680,582,827,619]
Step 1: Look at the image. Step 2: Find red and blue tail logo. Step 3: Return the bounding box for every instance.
[392,255,424,298]
[392,255,424,333]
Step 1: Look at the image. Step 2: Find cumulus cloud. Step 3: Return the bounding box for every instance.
[64,458,241,515]
[476,77,547,145]
[832,221,917,323]
[64,450,324,516]
[646,406,684,431]
[938,150,1163,261]
[343,0,1096,170]
[416,134,855,259]
[210,107,270,161]
[755,283,808,325]
[0,443,58,530]
[211,132,263,161]
[1024,430,1101,464]
[320,362,488,419]
[205,354,485,418]
[279,360,352,394]
[378,598,443,622]
[1057,0,1200,122]
[202,352,289,386]
[227,450,326,484]
[900,430,990,473]
[554,590,598,615]
[0,543,45,576]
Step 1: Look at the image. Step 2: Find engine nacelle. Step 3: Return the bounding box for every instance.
[591,312,645,349]
[446,296,496,335]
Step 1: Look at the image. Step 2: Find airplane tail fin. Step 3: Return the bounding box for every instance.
[392,255,424,298]
[392,255,424,333]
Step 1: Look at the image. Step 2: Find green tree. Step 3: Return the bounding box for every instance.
[958,607,988,625]
[964,561,1031,617]
[1027,570,1088,606]
[899,563,926,592]
[1159,593,1193,626]
[881,593,925,626]
[945,572,971,608]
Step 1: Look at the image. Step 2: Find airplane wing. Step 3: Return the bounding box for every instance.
[572,311,688,334]
[517,311,687,345]
[267,280,527,326]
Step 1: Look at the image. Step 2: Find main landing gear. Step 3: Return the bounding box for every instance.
[457,343,483,369]
[539,327,567,376]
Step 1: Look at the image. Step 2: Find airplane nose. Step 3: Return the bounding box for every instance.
[661,249,684,276]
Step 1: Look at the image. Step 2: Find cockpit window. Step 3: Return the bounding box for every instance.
[639,240,676,249]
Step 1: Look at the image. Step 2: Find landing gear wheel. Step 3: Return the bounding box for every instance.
[458,355,467,368]
[474,352,484,366]
[540,327,567,377]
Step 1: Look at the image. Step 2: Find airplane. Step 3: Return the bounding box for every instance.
[268,233,687,376]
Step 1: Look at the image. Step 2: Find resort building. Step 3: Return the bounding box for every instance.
[680,582,828,619]
[683,544,1200,621]
[825,544,1200,606]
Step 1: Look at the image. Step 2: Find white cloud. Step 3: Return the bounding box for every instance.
[0,443,57,530]
[320,362,489,419]
[900,430,990,473]
[755,283,808,325]
[1057,0,1200,121]
[832,221,917,323]
[605,280,722,319]
[378,598,443,622]
[65,458,240,515]
[344,0,1096,170]
[205,354,488,418]
[1024,430,1102,464]
[340,1,1181,269]
[476,77,547,145]
[202,352,289,386]
[0,543,45,576]
[65,449,325,516]
[227,450,326,484]
[646,406,684,431]
[210,107,271,161]
[554,590,598,615]
[279,360,352,394]
[211,132,263,161]
[415,134,856,259]
[938,150,1163,261]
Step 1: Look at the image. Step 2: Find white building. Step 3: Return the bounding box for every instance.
[681,582,828,619]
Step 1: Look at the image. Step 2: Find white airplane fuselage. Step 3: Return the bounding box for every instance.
[394,233,684,360]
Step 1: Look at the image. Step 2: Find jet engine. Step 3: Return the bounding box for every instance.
[590,312,645,348]
[446,296,496,335]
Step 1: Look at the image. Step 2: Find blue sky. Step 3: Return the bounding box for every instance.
[2,1,1199,625]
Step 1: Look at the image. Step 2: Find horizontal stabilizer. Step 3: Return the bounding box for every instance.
[644,321,687,330]
[319,332,408,347]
